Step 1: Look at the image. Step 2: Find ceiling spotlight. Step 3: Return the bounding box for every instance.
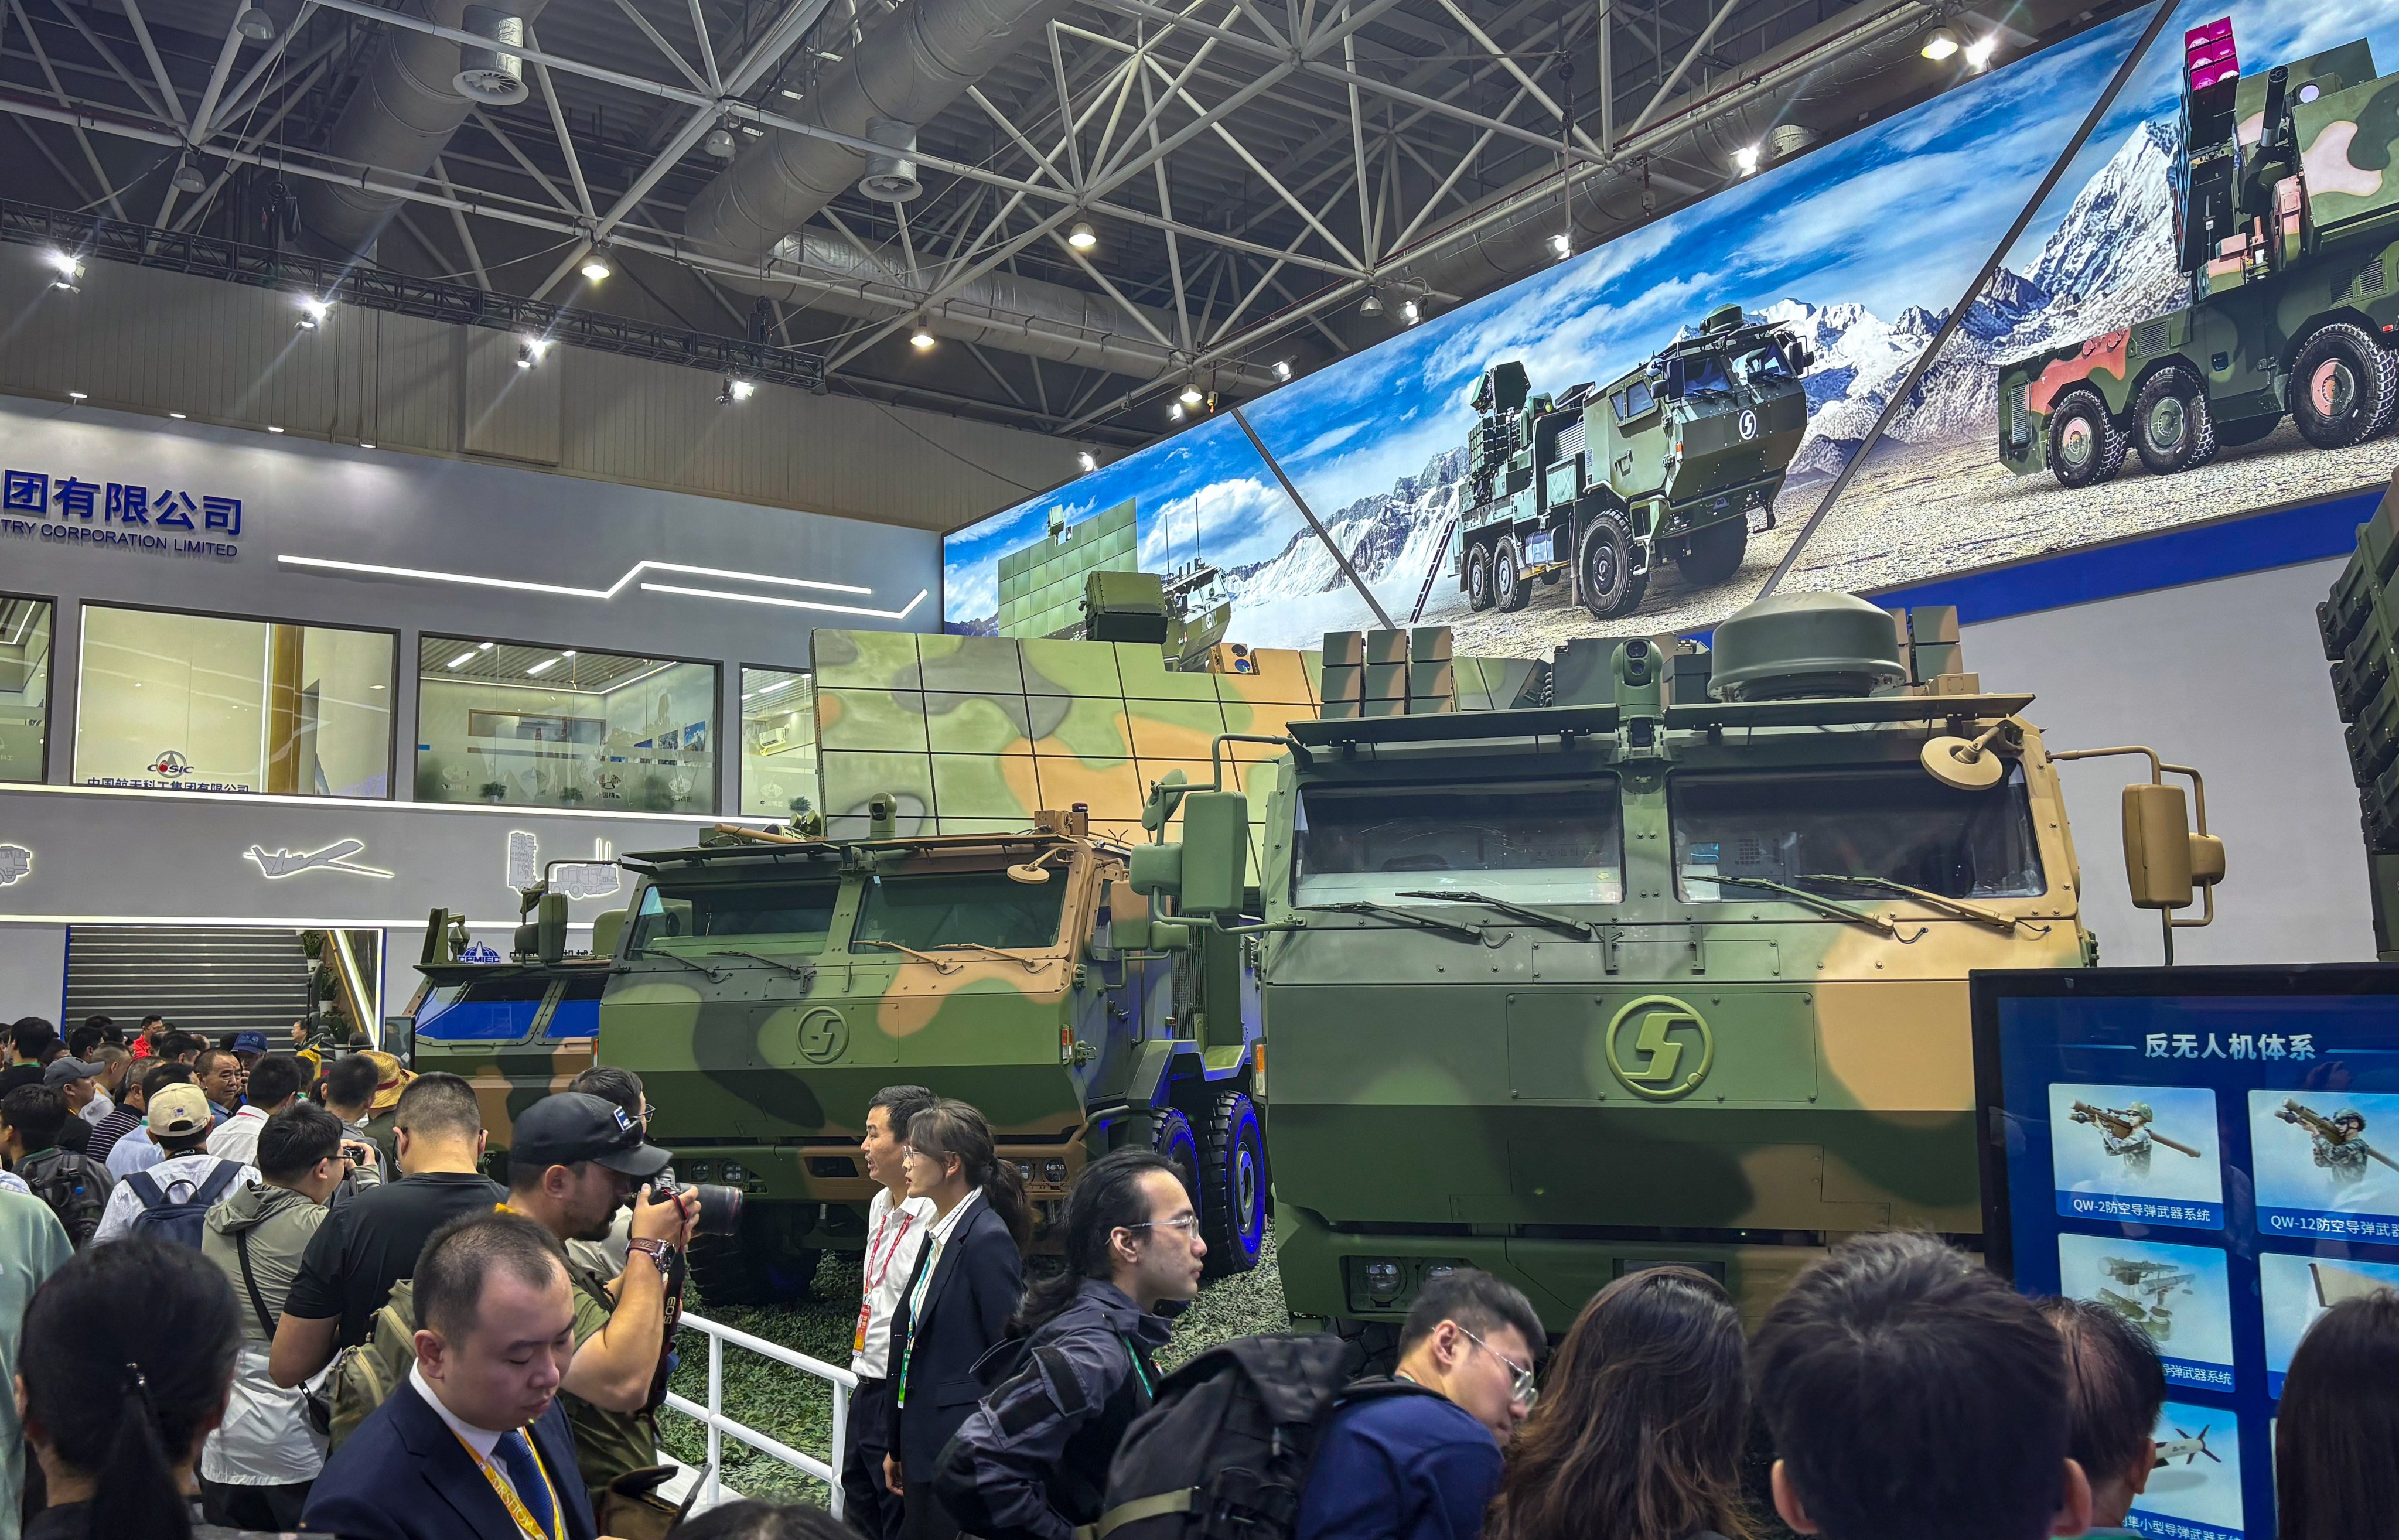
[1169,402,1185,422]
[704,118,738,158]
[1067,220,1097,250]
[909,325,936,349]
[718,374,756,404]
[172,151,207,194]
[1359,286,1385,318]
[1734,144,1761,175]
[1400,299,1421,325]
[1549,232,1572,261]
[1964,35,1998,69]
[67,391,87,401]
[579,251,612,282]
[296,296,330,331]
[1076,451,1097,473]
[1178,382,1204,407]
[46,250,83,291]
[236,4,274,38]
[1920,26,1960,60]
[517,336,551,369]
[1272,359,1291,381]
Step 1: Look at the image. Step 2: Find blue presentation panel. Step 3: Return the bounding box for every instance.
[1974,967,2399,1540]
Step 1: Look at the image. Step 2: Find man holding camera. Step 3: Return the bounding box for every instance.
[503,1092,699,1540]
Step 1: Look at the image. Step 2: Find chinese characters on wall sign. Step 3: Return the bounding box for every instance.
[1,467,243,559]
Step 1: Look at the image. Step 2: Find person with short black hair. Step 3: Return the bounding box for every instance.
[2035,1297,2165,1536]
[302,1210,598,1540]
[81,1046,128,1126]
[107,1062,196,1179]
[270,1072,503,1390]
[1753,1233,2091,1540]
[197,1102,361,1528]
[2275,1288,2399,1540]
[1295,1268,1543,1540]
[64,1022,103,1061]
[319,1053,380,1132]
[207,1053,305,1167]
[0,1085,112,1248]
[937,1149,1206,1540]
[194,1049,247,1124]
[1489,1265,1752,1540]
[159,1030,206,1066]
[842,1084,937,1539]
[131,1014,169,1061]
[1,1018,62,1097]
[671,1500,857,1540]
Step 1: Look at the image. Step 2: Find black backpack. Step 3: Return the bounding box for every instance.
[18,1148,111,1248]
[1088,1333,1442,1540]
[124,1162,243,1249]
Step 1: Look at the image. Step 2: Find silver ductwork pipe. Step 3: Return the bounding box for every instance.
[301,0,552,255]
[719,231,1282,388]
[681,0,1065,262]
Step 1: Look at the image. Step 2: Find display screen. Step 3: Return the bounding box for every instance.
[1975,968,2399,1540]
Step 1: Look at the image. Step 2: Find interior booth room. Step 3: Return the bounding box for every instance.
[0,391,941,1036]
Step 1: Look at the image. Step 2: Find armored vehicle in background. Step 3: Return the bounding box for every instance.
[1131,592,2227,1340]
[1456,305,1813,620]
[2001,21,2399,485]
[2318,469,2399,960]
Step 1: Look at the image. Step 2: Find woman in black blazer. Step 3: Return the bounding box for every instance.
[883,1098,1030,1540]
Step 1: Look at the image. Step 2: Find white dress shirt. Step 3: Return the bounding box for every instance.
[107,1126,163,1179]
[408,1364,554,1518]
[206,1104,273,1165]
[852,1186,936,1379]
[78,1092,112,1126]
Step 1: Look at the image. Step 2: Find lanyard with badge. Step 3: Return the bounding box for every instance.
[855,1206,919,1355]
[453,1431,565,1540]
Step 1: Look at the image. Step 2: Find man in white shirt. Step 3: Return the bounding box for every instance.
[107,1062,199,1179]
[207,1052,305,1167]
[844,1084,937,1540]
[91,1084,258,1244]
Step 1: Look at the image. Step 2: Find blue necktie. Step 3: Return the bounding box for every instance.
[493,1428,559,1538]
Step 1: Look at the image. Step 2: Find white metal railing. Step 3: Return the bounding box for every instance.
[664,1312,859,1515]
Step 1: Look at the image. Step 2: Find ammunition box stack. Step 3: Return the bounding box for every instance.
[2320,471,2399,959]
[1319,630,1363,719]
[1319,626,1459,716]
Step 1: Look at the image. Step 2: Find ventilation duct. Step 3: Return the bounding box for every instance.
[858,118,922,202]
[453,6,528,107]
[301,0,555,256]
[681,0,1066,262]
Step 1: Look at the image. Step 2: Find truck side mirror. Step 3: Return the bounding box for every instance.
[1179,791,1250,916]
[421,907,451,967]
[1142,769,1190,834]
[1128,842,1183,899]
[2121,783,2195,910]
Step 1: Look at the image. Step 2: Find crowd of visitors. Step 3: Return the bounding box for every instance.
[0,1012,2393,1540]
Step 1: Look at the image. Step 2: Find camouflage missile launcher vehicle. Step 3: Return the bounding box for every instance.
[1457,304,1813,620]
[2001,20,2399,484]
[1131,592,2228,1341]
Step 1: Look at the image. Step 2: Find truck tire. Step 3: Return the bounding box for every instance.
[1494,539,1531,613]
[1198,1090,1267,1277]
[1465,544,1494,612]
[1152,1107,1200,1206]
[2133,366,2218,474]
[1578,510,1647,619]
[2045,390,2125,487]
[1676,518,1747,586]
[688,1201,823,1308]
[2294,323,2399,448]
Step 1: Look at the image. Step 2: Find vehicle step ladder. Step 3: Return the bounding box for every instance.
[1409,511,1462,624]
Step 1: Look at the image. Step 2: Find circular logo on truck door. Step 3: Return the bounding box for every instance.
[797,1007,848,1064]
[1737,409,1759,441]
[1605,996,1714,1099]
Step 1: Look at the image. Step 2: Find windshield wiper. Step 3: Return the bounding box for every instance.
[1704,876,1924,942]
[1301,902,1486,942]
[637,950,726,982]
[852,937,964,974]
[708,949,818,979]
[1796,875,2043,935]
[1395,889,1593,939]
[927,941,1046,972]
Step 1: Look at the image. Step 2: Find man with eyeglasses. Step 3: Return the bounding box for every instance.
[1296,1268,1543,1540]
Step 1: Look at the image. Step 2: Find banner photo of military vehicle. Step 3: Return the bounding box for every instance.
[945,0,2399,651]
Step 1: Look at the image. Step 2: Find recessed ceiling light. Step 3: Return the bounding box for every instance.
[267,425,284,433]
[445,650,476,668]
[170,411,187,419]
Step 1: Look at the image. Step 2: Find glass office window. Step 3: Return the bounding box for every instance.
[0,597,51,783]
[76,605,393,795]
[740,667,818,818]
[417,638,717,812]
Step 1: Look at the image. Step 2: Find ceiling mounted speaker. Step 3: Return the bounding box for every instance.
[858,117,922,202]
[453,6,528,105]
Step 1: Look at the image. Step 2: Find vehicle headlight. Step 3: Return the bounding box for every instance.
[1363,1260,1402,1300]
[1043,1159,1069,1185]
[721,1162,747,1184]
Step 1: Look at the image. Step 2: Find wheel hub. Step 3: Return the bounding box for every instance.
[2059,418,2092,467]
[1235,1150,1258,1230]
[2313,360,2358,419]
[2147,394,2186,450]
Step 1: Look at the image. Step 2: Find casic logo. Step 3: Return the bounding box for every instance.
[797,1007,849,1064]
[1605,995,1714,1099]
[148,750,196,777]
[1736,408,1759,442]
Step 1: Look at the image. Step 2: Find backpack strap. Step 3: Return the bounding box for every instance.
[233,1227,278,1341]
[193,1162,244,1207]
[126,1169,166,1210]
[1081,1487,1195,1540]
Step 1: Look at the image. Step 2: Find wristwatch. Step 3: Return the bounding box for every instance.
[627,1238,678,1271]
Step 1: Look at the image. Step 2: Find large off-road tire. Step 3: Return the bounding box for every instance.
[1197,1090,1267,1277]
[687,1201,824,1309]
[2132,366,2219,476]
[1676,518,1748,587]
[1151,1107,1200,1204]
[1465,544,1494,612]
[1578,508,1647,620]
[2294,323,2399,448]
[2045,389,2125,488]
[1493,539,1531,613]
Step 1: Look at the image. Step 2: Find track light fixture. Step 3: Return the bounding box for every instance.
[517,337,551,369]
[909,324,936,349]
[1273,360,1291,381]
[1920,26,1960,60]
[718,374,756,404]
[1549,232,1572,261]
[1067,220,1097,250]
[295,296,330,331]
[1400,299,1421,325]
[46,250,83,292]
[1076,451,1097,473]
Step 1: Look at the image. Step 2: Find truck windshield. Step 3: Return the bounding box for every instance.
[1671,766,2045,902]
[414,976,550,1041]
[856,870,1066,951]
[1292,780,1624,905]
[628,879,841,952]
[1735,342,1795,385]
[1666,351,1735,398]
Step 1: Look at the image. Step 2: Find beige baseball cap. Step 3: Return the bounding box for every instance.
[147,1083,213,1138]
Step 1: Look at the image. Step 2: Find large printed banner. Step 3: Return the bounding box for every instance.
[946,0,2399,651]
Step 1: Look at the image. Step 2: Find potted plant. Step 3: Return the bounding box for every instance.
[479,780,509,802]
[559,787,586,804]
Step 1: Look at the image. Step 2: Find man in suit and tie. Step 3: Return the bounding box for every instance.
[301,1208,598,1540]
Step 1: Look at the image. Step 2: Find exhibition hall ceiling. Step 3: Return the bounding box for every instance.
[0,0,2128,443]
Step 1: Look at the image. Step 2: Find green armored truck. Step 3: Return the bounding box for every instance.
[2001,21,2399,483]
[1458,305,1813,620]
[1131,593,2227,1342]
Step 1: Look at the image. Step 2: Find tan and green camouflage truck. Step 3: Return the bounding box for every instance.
[1129,592,2228,1345]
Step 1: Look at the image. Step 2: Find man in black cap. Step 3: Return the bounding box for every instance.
[503,1091,698,1537]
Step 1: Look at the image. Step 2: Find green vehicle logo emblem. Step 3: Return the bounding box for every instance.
[797,1007,848,1064]
[1605,996,1714,1099]
[1737,408,1759,441]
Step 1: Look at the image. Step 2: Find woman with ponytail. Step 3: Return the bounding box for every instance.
[881,1100,1025,1540]
[21,1238,245,1540]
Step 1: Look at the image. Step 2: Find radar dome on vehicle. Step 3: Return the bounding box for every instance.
[1708,592,1907,701]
